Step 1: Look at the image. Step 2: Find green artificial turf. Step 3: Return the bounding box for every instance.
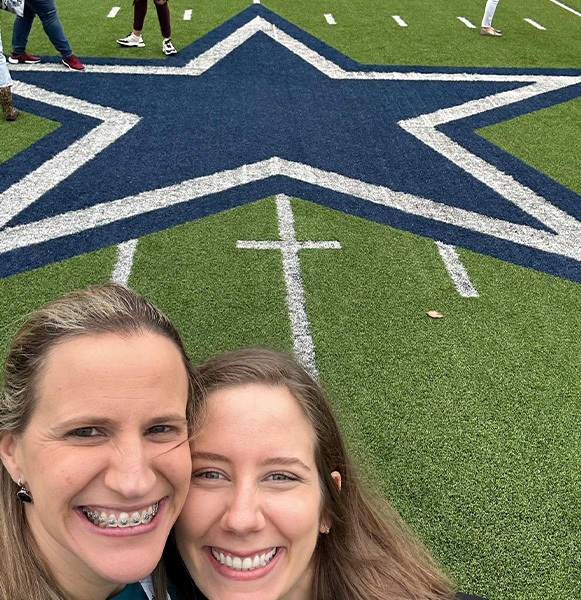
[1,2,581,599]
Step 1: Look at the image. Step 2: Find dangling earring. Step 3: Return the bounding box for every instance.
[16,478,33,503]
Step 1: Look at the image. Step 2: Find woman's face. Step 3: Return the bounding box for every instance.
[175,383,332,600]
[0,331,191,597]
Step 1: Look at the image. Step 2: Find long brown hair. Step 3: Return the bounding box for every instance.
[0,283,197,600]
[172,347,454,600]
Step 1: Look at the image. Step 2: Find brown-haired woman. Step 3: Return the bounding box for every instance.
[166,347,486,600]
[0,283,197,600]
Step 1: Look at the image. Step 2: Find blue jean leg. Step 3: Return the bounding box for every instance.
[12,0,73,57]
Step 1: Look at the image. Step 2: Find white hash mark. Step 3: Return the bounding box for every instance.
[436,242,479,298]
[237,195,341,377]
[111,239,138,285]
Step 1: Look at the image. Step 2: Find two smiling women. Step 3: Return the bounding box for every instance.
[0,286,483,600]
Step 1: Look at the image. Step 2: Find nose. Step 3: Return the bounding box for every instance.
[221,485,265,535]
[103,437,157,499]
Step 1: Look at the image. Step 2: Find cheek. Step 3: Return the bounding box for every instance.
[175,489,213,542]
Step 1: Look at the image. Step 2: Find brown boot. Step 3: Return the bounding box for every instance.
[0,87,19,121]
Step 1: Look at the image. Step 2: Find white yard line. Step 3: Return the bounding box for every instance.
[392,15,408,27]
[436,242,479,298]
[111,239,138,285]
[457,17,477,28]
[324,14,337,25]
[183,9,192,21]
[524,18,546,29]
[107,6,120,18]
[548,0,581,17]
[237,194,341,377]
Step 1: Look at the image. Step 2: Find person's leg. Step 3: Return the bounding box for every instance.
[134,0,149,34]
[11,1,36,55]
[154,0,177,55]
[117,0,147,47]
[26,0,73,57]
[0,31,19,121]
[481,0,499,28]
[154,0,171,39]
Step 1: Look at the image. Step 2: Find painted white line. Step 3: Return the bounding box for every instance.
[324,13,336,25]
[435,242,479,297]
[107,6,120,18]
[549,0,581,17]
[0,81,140,229]
[524,18,546,29]
[111,239,138,285]
[457,17,477,28]
[5,17,581,278]
[183,9,192,21]
[253,0,261,4]
[237,194,341,377]
[392,15,408,27]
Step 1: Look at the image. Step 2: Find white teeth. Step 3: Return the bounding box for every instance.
[211,548,277,571]
[118,512,129,527]
[82,502,158,528]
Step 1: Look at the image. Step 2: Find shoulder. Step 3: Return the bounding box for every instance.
[456,593,488,600]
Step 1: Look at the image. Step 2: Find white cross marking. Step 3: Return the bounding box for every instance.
[237,195,341,376]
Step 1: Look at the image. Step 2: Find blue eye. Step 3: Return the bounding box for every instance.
[69,427,100,438]
[198,471,223,479]
[147,425,173,434]
[268,472,298,482]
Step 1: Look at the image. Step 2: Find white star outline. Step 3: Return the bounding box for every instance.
[2,15,581,267]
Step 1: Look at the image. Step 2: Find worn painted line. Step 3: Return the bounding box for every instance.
[236,194,341,377]
[436,242,479,298]
[111,239,138,285]
[549,0,581,17]
[183,9,192,21]
[524,18,546,29]
[457,16,477,28]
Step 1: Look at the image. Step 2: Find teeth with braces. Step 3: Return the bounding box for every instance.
[82,502,158,528]
[211,547,277,570]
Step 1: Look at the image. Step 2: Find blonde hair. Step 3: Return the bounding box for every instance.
[0,283,197,600]
[169,347,454,600]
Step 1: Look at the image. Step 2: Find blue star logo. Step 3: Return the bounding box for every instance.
[1,5,581,281]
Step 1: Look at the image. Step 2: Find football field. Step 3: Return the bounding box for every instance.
[1,1,581,598]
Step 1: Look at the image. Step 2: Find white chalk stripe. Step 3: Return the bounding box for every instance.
[2,157,581,262]
[436,242,479,298]
[549,0,581,17]
[324,14,336,25]
[183,9,192,21]
[0,81,140,229]
[393,16,408,27]
[524,18,546,30]
[111,239,138,285]
[236,194,341,377]
[107,6,120,18]
[457,17,477,28]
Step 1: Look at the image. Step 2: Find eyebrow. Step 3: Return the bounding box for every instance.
[191,451,311,471]
[58,414,188,428]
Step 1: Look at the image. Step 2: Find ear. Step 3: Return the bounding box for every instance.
[319,471,342,534]
[331,470,341,490]
[0,433,22,483]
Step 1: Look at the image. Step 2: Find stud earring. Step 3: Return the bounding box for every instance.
[16,478,33,503]
[321,524,330,534]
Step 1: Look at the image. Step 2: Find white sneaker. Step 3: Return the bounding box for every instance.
[117,33,145,48]
[162,38,177,55]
